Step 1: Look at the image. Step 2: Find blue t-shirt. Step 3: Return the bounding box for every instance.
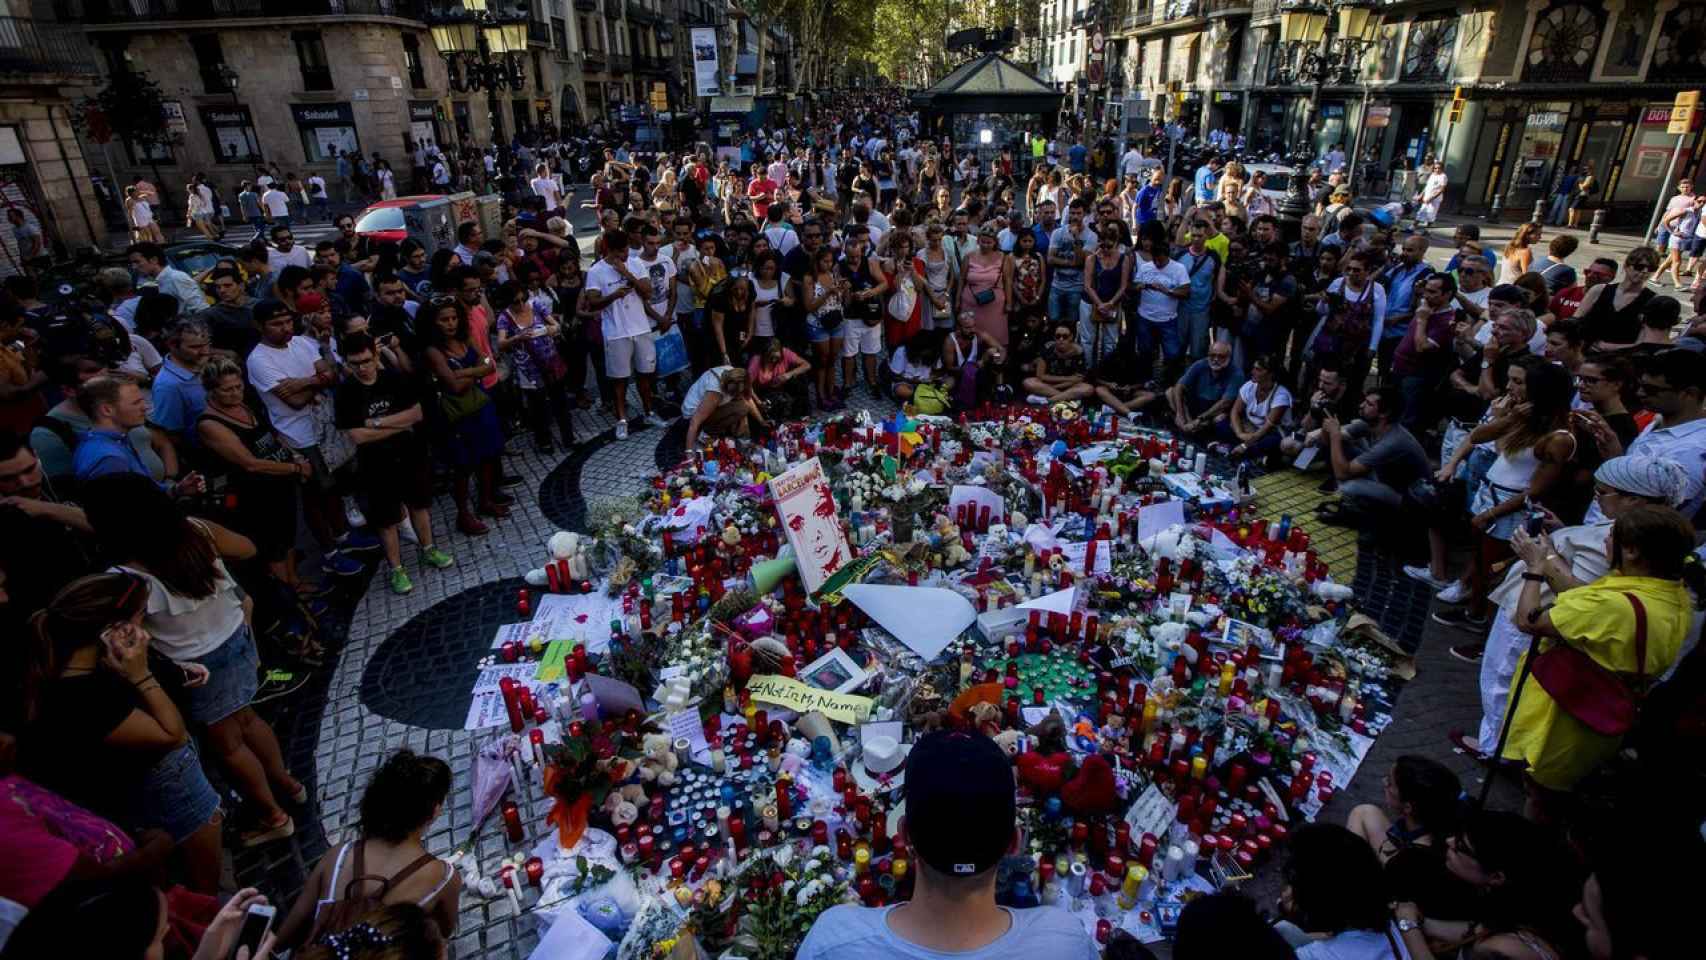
[1067,143,1088,173]
[1178,358,1243,415]
[1194,164,1217,200]
[1134,183,1161,224]
[1377,261,1433,339]
[798,904,1098,960]
[1029,222,1053,259]
[148,357,207,438]
[1177,249,1220,312]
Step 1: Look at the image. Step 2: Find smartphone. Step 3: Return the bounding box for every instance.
[1523,511,1547,537]
[231,903,275,959]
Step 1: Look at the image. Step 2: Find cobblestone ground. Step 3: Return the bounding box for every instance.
[230,373,1523,960]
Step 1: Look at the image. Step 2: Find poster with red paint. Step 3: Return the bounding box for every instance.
[769,457,851,594]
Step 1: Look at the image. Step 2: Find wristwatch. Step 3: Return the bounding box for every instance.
[1396,919,1420,933]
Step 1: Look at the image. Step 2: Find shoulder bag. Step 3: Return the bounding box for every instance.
[1530,591,1648,737]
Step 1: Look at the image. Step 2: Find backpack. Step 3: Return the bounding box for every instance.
[308,842,441,945]
[31,415,82,498]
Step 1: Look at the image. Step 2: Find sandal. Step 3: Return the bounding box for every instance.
[274,627,325,667]
[238,812,295,848]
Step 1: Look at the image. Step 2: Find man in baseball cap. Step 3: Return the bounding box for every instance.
[797,730,1097,959]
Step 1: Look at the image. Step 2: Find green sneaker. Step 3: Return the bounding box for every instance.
[388,566,414,595]
[420,545,455,569]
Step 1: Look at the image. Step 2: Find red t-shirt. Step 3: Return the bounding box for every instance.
[747,177,779,219]
[1550,284,1586,320]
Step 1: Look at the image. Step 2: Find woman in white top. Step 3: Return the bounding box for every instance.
[124,185,164,244]
[747,250,791,348]
[1217,354,1292,461]
[377,159,398,200]
[84,472,304,848]
[652,168,680,214]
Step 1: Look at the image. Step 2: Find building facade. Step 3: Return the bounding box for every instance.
[1,0,106,268]
[1109,0,1706,227]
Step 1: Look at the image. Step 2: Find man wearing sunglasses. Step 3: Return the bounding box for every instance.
[1581,348,1706,523]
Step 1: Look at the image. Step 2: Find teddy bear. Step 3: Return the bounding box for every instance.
[638,733,679,787]
[966,701,1003,737]
[992,729,1025,757]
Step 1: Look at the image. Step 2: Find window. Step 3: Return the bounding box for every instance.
[403,33,427,88]
[189,34,227,95]
[552,17,568,58]
[201,105,261,164]
[293,31,334,91]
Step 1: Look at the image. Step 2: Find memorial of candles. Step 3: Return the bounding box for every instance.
[444,408,1406,954]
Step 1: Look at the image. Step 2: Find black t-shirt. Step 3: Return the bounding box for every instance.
[22,670,151,820]
[0,508,91,620]
[335,369,424,468]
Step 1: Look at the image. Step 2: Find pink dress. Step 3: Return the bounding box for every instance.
[962,255,1008,347]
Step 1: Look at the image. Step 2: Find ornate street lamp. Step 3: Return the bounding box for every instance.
[1274,0,1381,160]
[428,0,529,93]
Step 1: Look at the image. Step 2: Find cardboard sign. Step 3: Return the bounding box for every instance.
[768,457,851,594]
[745,673,874,724]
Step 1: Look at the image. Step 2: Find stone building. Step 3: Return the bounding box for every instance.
[1,0,105,270]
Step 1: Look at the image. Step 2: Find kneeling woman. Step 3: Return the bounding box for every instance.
[746,336,811,420]
[683,366,765,448]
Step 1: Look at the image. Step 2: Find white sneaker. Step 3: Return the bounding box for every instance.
[1402,564,1451,590]
[643,412,669,428]
[1436,579,1471,604]
[614,419,629,440]
[1026,393,1049,406]
[399,515,420,545]
[343,496,366,529]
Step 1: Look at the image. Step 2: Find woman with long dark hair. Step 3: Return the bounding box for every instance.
[19,572,225,889]
[423,298,507,535]
[81,474,305,850]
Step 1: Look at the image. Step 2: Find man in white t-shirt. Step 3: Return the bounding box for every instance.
[432,157,451,188]
[629,223,677,333]
[585,229,665,439]
[1132,225,1193,368]
[266,224,312,277]
[260,183,291,226]
[530,162,565,212]
[243,299,373,575]
[1415,161,1449,226]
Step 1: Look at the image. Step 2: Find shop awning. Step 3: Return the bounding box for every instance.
[710,95,755,114]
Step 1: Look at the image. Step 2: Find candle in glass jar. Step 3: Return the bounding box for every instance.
[500,801,523,843]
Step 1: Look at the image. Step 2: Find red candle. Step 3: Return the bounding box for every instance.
[776,779,793,820]
[516,588,530,616]
[524,856,544,886]
[1138,833,1158,867]
[500,800,523,843]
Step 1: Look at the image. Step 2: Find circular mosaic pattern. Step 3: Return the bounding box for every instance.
[537,432,608,533]
[359,576,530,729]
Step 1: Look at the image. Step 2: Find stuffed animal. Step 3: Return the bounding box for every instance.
[992,729,1025,757]
[1015,750,1071,794]
[966,701,1003,737]
[1060,754,1118,815]
[638,733,679,787]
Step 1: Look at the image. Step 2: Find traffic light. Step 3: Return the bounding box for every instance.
[1447,97,1465,123]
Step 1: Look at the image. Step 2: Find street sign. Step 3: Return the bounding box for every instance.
[1089,61,1104,85]
[1091,31,1106,53]
[1670,91,1701,135]
[1367,104,1391,127]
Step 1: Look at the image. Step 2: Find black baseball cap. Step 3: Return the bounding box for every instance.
[904,731,1015,877]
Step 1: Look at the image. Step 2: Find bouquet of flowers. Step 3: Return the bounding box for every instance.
[726,847,853,960]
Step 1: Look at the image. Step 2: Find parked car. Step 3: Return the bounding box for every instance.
[355,193,498,255]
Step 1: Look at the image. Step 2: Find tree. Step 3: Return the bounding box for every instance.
[73,69,185,212]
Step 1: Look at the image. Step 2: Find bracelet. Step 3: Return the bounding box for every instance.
[1522,572,1547,582]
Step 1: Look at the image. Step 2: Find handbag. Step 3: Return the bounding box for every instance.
[312,399,356,472]
[972,287,996,306]
[437,384,491,424]
[1530,592,1648,737]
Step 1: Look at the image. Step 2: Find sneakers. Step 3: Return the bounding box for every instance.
[615,419,629,440]
[498,472,524,488]
[1433,607,1489,632]
[1026,394,1049,406]
[643,412,669,428]
[1448,639,1487,661]
[398,516,420,545]
[323,550,365,578]
[1402,565,1453,590]
[389,566,414,595]
[343,496,366,530]
[336,529,381,555]
[420,545,454,569]
[1436,579,1471,604]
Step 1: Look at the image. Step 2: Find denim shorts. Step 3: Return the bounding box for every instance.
[182,623,259,726]
[806,314,841,344]
[133,740,222,843]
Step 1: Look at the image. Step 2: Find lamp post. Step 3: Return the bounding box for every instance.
[428,0,531,144]
[214,62,262,164]
[1276,0,1379,169]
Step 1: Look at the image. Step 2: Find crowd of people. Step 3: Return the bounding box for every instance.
[1,85,1700,958]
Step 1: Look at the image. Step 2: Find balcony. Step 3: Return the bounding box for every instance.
[54,0,430,24]
[583,46,605,68]
[609,51,629,70]
[635,52,667,72]
[573,0,597,10]
[625,1,657,24]
[1205,0,1251,13]
[0,16,100,75]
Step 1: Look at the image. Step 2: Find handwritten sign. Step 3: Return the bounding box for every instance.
[745,673,874,724]
[769,457,851,594]
[1122,782,1178,842]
